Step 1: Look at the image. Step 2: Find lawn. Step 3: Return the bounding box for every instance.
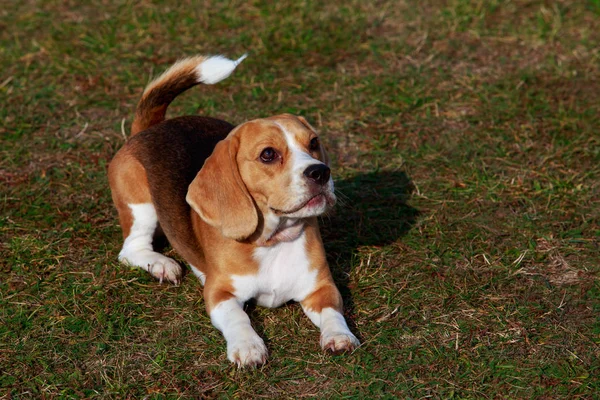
[1,0,599,398]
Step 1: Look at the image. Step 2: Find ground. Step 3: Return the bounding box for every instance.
[1,0,599,398]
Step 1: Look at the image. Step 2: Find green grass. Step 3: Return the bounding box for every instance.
[1,0,599,398]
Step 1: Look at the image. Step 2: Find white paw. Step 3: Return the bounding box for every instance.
[321,330,360,354]
[147,256,182,284]
[227,334,268,368]
[119,251,182,285]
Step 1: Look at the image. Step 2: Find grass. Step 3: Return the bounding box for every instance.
[1,0,599,397]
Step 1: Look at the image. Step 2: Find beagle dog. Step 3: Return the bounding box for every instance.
[108,54,359,367]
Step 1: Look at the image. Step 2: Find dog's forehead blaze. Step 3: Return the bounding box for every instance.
[236,117,314,161]
[287,126,312,150]
[268,116,315,153]
[270,117,327,165]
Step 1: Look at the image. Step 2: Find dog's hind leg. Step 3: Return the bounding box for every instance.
[108,148,182,284]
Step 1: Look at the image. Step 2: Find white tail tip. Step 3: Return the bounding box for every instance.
[234,54,248,66]
[196,54,247,85]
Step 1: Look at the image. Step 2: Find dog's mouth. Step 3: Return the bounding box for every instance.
[270,192,334,216]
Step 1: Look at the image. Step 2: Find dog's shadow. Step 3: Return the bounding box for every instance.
[320,170,420,330]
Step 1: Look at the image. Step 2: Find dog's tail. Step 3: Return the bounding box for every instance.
[130,54,247,136]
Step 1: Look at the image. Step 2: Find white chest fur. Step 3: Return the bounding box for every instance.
[231,233,318,308]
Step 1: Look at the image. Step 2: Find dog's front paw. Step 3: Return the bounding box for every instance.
[321,331,360,354]
[146,255,182,285]
[227,334,268,368]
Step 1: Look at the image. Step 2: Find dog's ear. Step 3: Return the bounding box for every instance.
[186,135,258,240]
[297,115,330,165]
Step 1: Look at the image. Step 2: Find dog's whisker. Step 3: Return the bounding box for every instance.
[333,191,350,208]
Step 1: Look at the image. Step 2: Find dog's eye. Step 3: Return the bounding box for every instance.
[309,137,320,151]
[260,147,278,163]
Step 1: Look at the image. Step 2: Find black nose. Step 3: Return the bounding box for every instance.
[303,164,330,186]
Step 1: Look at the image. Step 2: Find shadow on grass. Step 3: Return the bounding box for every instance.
[320,170,420,332]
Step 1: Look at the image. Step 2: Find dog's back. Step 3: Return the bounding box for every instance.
[108,55,245,279]
[129,116,233,253]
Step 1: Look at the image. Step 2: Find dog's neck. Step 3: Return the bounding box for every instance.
[254,212,306,247]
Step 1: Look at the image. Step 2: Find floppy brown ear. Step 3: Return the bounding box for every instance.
[297,115,330,165]
[186,135,258,240]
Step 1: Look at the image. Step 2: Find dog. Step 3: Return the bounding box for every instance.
[108,54,359,367]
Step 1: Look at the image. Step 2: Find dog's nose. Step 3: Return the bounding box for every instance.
[303,164,330,186]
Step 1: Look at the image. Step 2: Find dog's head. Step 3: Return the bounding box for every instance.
[186,114,334,243]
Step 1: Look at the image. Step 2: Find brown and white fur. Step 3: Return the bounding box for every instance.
[108,54,359,367]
